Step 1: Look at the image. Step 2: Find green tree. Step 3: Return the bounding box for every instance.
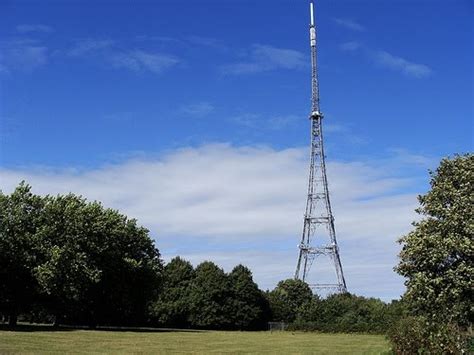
[0,182,44,326]
[228,264,270,330]
[268,279,313,323]
[87,206,163,326]
[34,194,102,325]
[188,261,232,329]
[34,193,163,326]
[150,257,194,327]
[396,154,473,327]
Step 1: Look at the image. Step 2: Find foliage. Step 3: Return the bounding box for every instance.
[0,182,163,327]
[228,264,270,330]
[150,257,194,327]
[0,182,45,326]
[289,293,405,334]
[187,261,233,329]
[151,260,270,330]
[33,195,102,325]
[396,154,473,327]
[2,180,442,334]
[267,279,313,323]
[387,316,470,354]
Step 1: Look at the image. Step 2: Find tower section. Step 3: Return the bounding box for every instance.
[294,0,347,294]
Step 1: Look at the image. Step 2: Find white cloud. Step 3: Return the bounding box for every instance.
[67,39,115,56]
[333,18,365,32]
[16,24,54,34]
[222,44,306,75]
[338,42,432,79]
[110,50,179,74]
[340,41,361,52]
[0,40,48,73]
[0,144,428,300]
[179,102,215,117]
[373,50,432,78]
[68,39,180,74]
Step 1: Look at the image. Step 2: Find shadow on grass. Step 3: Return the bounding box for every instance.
[0,323,208,333]
[0,324,73,332]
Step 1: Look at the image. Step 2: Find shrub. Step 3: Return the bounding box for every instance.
[387,316,470,354]
[290,293,399,334]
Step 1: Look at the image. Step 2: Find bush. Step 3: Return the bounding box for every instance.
[289,293,401,334]
[387,316,470,354]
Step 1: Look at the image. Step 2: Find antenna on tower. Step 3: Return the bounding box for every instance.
[310,2,316,48]
[295,0,347,295]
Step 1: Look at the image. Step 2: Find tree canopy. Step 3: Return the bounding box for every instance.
[0,182,45,326]
[1,181,407,334]
[396,154,473,327]
[0,182,163,327]
[267,279,313,323]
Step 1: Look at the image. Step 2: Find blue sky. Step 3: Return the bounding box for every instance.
[1,0,473,300]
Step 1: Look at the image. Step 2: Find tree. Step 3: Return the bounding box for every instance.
[396,154,473,327]
[292,293,397,333]
[86,206,163,326]
[33,192,163,326]
[228,264,270,330]
[0,182,44,326]
[34,194,102,326]
[150,257,194,327]
[188,261,232,329]
[268,279,313,323]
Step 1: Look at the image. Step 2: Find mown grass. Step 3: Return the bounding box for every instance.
[0,325,390,354]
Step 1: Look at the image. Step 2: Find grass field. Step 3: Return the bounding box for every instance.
[0,326,390,354]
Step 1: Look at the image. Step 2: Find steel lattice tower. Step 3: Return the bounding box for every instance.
[294,0,347,294]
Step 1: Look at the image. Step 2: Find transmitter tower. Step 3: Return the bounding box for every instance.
[294,0,347,294]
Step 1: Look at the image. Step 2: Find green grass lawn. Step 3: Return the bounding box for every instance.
[0,325,390,354]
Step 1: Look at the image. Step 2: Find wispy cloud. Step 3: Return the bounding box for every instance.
[187,36,228,51]
[16,24,54,34]
[333,18,365,32]
[0,39,48,73]
[221,44,306,75]
[110,50,179,74]
[339,42,432,78]
[268,115,300,129]
[230,113,300,130]
[67,39,115,56]
[68,39,180,74]
[340,41,361,52]
[230,113,262,128]
[179,102,215,117]
[373,50,432,78]
[0,144,430,299]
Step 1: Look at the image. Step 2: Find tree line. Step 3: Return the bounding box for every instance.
[1,154,472,352]
[0,183,162,327]
[0,182,402,331]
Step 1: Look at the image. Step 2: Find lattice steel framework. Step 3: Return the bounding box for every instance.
[294,0,347,294]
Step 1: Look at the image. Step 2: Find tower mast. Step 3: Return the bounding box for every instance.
[294,0,347,294]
